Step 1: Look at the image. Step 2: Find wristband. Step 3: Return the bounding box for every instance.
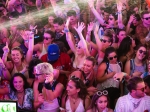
[64,29,70,33]
[124,73,126,77]
[44,83,52,90]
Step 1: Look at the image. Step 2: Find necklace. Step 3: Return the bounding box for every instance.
[71,98,78,104]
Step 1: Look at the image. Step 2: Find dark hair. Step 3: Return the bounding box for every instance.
[110,13,117,20]
[11,47,24,61]
[86,56,96,66]
[141,11,149,18]
[116,29,126,36]
[144,75,150,88]
[69,76,88,100]
[53,17,64,25]
[103,7,111,14]
[87,90,109,111]
[127,77,143,92]
[134,14,141,21]
[135,44,148,61]
[103,29,113,44]
[10,73,30,92]
[117,36,133,58]
[44,30,55,39]
[34,31,44,45]
[103,47,117,62]
[28,58,42,79]
[67,10,76,17]
[54,41,67,53]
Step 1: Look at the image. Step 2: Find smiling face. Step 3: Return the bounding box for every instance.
[43,32,53,44]
[66,80,80,96]
[136,46,147,61]
[101,36,112,49]
[117,31,126,42]
[96,95,108,111]
[11,50,23,63]
[83,59,94,75]
[134,82,145,98]
[13,76,24,92]
[107,51,117,64]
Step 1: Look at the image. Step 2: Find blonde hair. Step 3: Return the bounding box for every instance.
[35,62,53,74]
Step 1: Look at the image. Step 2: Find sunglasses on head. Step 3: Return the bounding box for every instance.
[109,55,117,60]
[101,39,110,43]
[97,90,108,96]
[70,75,80,81]
[139,50,146,55]
[143,17,150,20]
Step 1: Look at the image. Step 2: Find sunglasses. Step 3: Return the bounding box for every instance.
[143,17,150,20]
[35,73,43,77]
[139,50,147,55]
[70,75,80,81]
[109,55,117,60]
[44,37,51,40]
[97,90,108,96]
[109,18,113,20]
[77,46,82,49]
[101,39,110,43]
[136,87,145,92]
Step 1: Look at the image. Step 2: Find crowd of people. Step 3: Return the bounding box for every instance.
[0,0,150,112]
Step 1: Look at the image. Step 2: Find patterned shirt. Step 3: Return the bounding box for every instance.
[115,93,150,112]
[9,88,34,110]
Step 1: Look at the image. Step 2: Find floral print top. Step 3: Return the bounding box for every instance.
[9,88,34,110]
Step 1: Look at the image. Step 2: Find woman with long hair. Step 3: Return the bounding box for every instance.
[87,90,113,112]
[61,75,91,112]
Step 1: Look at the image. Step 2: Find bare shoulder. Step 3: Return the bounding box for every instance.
[108,108,114,112]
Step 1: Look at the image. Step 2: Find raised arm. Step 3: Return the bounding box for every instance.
[25,28,35,64]
[74,22,90,56]
[93,24,103,51]
[126,14,135,34]
[0,57,11,80]
[65,18,76,53]
[117,1,124,29]
[88,0,105,25]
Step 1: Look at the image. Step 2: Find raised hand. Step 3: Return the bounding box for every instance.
[128,14,135,23]
[45,74,54,83]
[113,72,126,82]
[65,17,70,29]
[74,22,85,34]
[3,42,9,54]
[87,22,94,32]
[94,23,99,34]
[117,1,122,11]
[88,0,95,8]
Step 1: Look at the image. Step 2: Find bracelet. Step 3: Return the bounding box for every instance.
[124,73,126,77]
[117,12,122,14]
[64,28,70,33]
[44,83,52,90]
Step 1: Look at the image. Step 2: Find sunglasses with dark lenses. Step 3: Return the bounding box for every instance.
[77,46,82,49]
[139,50,147,55]
[101,39,110,43]
[109,55,117,60]
[97,90,108,96]
[109,18,113,20]
[70,75,80,81]
[44,37,51,40]
[143,17,150,20]
[136,87,145,92]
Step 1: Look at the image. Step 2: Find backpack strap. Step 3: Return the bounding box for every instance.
[130,59,135,76]
[118,61,123,71]
[105,62,109,74]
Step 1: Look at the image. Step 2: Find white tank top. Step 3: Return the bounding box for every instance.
[65,99,85,112]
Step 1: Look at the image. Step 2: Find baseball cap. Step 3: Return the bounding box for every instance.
[48,44,60,61]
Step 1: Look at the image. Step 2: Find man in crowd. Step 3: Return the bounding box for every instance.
[115,77,150,112]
